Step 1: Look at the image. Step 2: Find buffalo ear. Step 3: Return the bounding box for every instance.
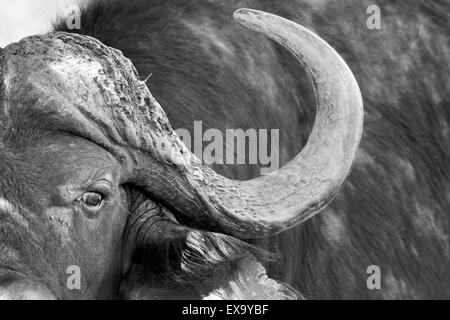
[119,196,253,299]
[120,195,301,300]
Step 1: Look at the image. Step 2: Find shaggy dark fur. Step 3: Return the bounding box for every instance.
[55,0,450,299]
[121,185,272,297]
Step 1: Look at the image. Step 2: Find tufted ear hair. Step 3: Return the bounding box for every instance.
[120,205,301,299]
[118,194,300,299]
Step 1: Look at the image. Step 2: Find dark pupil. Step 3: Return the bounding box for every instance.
[83,192,102,206]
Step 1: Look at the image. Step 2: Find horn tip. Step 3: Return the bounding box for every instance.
[233,8,260,24]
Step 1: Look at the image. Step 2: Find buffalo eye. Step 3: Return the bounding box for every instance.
[81,192,104,208]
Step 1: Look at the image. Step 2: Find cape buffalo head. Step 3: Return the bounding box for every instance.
[0,9,363,299]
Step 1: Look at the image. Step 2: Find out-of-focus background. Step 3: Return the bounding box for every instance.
[0,0,85,47]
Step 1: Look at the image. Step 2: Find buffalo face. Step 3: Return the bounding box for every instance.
[0,10,363,299]
[0,132,130,298]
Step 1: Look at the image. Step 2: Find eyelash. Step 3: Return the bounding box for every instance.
[87,182,111,197]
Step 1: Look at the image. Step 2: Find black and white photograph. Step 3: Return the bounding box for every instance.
[0,0,449,304]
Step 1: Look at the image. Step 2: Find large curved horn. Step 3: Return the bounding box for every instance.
[0,9,362,240]
[171,9,364,237]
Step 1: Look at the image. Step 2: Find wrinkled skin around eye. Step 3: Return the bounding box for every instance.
[1,132,132,299]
